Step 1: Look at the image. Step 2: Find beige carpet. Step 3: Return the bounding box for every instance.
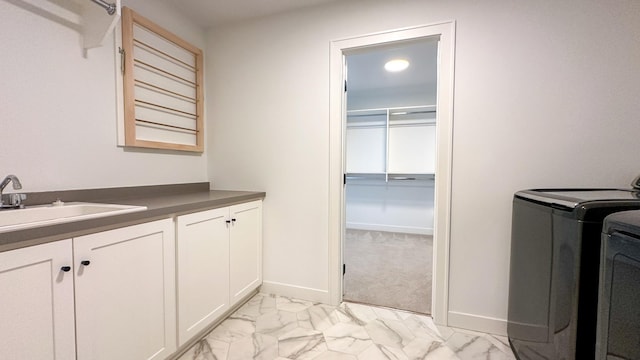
[343,229,432,314]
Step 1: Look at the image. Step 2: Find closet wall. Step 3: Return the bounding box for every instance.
[345,42,437,235]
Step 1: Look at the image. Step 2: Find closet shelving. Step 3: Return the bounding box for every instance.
[346,105,436,183]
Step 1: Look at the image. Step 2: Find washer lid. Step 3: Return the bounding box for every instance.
[516,189,640,209]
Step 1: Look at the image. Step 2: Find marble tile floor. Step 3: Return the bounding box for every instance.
[178,293,516,360]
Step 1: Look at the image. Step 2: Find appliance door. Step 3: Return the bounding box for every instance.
[597,231,640,360]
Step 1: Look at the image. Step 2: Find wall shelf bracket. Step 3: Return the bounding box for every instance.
[10,0,121,49]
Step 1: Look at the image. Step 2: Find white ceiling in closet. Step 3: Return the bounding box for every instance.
[347,39,439,93]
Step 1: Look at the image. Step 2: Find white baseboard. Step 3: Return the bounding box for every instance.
[447,311,508,336]
[260,281,330,304]
[346,222,433,235]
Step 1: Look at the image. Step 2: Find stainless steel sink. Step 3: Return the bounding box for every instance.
[0,202,147,233]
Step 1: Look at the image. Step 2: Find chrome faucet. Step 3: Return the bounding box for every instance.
[0,175,26,209]
[0,175,21,192]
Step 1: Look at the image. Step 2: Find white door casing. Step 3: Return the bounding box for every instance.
[328,21,455,325]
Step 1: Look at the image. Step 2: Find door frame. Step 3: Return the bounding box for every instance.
[328,21,456,324]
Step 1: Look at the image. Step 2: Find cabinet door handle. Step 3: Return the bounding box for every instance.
[81,260,91,266]
[231,218,237,223]
[61,266,71,272]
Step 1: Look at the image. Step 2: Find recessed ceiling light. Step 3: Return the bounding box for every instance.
[384,59,409,72]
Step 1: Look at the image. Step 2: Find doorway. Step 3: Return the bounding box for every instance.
[342,39,437,314]
[328,22,455,324]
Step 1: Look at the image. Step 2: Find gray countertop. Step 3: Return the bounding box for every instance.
[0,183,265,253]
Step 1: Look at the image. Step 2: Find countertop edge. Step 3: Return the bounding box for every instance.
[0,189,265,253]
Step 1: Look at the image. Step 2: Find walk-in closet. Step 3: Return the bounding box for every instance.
[343,38,438,314]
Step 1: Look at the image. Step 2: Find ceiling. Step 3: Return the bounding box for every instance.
[346,39,439,93]
[160,0,342,27]
[158,0,438,93]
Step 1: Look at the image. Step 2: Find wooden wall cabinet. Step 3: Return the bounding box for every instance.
[121,7,204,152]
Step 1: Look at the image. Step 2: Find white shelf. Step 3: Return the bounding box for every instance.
[345,173,434,188]
[345,105,437,176]
[347,104,436,114]
[346,173,434,181]
[80,0,121,49]
[16,0,121,49]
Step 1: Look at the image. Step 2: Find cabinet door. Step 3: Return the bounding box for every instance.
[229,200,263,304]
[74,219,176,360]
[0,240,75,360]
[176,207,230,345]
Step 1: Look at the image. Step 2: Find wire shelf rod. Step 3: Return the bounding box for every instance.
[90,0,116,15]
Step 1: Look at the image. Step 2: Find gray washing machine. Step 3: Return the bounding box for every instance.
[508,188,640,360]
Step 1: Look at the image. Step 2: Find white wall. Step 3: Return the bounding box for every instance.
[345,82,436,235]
[0,0,207,192]
[347,84,436,111]
[346,179,434,235]
[205,0,640,332]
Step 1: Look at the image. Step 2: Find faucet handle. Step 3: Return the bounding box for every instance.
[1,193,26,208]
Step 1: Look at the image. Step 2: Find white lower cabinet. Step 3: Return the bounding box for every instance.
[0,240,76,360]
[229,200,263,304]
[176,207,230,344]
[74,219,176,360]
[176,200,263,346]
[0,219,176,360]
[0,199,262,359]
